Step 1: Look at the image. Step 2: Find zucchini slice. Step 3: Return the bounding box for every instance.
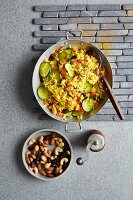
[65,63,74,77]
[39,62,51,77]
[58,49,73,61]
[82,98,95,112]
[48,69,61,83]
[37,86,50,100]
[85,82,92,92]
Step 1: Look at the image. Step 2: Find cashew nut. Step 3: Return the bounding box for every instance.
[66,150,70,155]
[43,150,50,158]
[51,155,57,160]
[29,167,33,171]
[25,150,31,156]
[41,155,47,163]
[38,136,44,144]
[34,145,39,152]
[56,141,64,147]
[30,154,36,159]
[55,167,59,174]
[25,155,31,164]
[40,161,46,165]
[28,139,36,146]
[47,150,52,156]
[54,147,63,156]
[37,163,42,171]
[40,146,45,151]
[33,167,38,174]
[44,163,51,169]
[29,157,33,162]
[50,138,55,145]
[59,168,63,174]
[60,158,68,166]
[39,169,46,176]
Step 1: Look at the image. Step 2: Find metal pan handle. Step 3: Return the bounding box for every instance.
[66,30,83,40]
[101,76,124,120]
[65,122,82,133]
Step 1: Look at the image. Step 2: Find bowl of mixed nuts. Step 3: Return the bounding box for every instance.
[22,129,72,180]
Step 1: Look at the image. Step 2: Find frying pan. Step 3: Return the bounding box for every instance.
[32,30,119,132]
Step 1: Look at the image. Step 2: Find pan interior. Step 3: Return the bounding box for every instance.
[32,39,113,122]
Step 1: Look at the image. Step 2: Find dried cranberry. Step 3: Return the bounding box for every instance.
[28,145,34,151]
[36,155,40,161]
[47,158,51,163]
[52,163,57,167]
[37,151,42,156]
[49,54,55,61]
[40,76,43,83]
[86,49,93,56]
[44,135,51,141]
[30,161,36,168]
[37,142,42,146]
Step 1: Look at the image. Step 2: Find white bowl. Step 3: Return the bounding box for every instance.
[22,129,73,180]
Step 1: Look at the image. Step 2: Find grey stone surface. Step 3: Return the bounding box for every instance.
[128,30,133,35]
[124,36,133,42]
[33,44,51,50]
[88,115,113,120]
[131,43,133,48]
[115,95,128,101]
[122,4,133,9]
[128,108,133,114]
[129,95,133,101]
[103,43,130,49]
[34,31,66,37]
[96,36,123,42]
[106,56,116,62]
[127,75,133,81]
[80,11,98,16]
[78,23,100,30]
[41,37,61,43]
[102,49,122,55]
[124,23,133,29]
[119,17,133,22]
[42,11,58,17]
[59,23,77,30]
[98,108,127,114]
[117,62,133,68]
[117,56,133,62]
[117,68,133,75]
[123,49,133,55]
[113,82,120,88]
[59,11,80,17]
[1,1,133,200]
[34,18,68,25]
[92,17,118,23]
[120,82,133,88]
[97,30,128,36]
[41,25,58,30]
[120,101,133,107]
[67,4,86,10]
[82,36,95,42]
[34,5,66,11]
[113,75,126,81]
[68,17,91,23]
[114,88,133,94]
[110,63,117,68]
[113,115,133,120]
[100,23,124,29]
[87,4,121,10]
[99,10,126,16]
